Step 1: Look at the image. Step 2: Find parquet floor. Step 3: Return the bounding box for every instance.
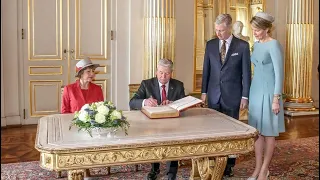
[1,115,319,164]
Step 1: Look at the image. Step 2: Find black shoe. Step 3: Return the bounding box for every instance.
[223,166,234,177]
[147,169,160,180]
[167,173,176,180]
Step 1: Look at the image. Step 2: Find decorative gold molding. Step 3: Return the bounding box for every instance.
[37,138,254,171]
[95,65,108,74]
[75,0,108,60]
[28,0,63,60]
[93,79,108,99]
[284,0,315,111]
[29,80,62,117]
[144,0,176,79]
[29,66,63,75]
[250,0,263,5]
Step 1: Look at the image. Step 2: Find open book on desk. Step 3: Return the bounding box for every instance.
[141,96,202,119]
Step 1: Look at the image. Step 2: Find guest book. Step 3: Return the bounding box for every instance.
[141,96,202,119]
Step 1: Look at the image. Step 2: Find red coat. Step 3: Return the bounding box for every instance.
[61,80,104,113]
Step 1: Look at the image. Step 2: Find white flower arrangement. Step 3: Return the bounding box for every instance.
[69,101,130,137]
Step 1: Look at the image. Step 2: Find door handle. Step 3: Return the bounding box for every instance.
[63,49,75,53]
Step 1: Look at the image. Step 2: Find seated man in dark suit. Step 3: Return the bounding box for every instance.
[129,58,185,180]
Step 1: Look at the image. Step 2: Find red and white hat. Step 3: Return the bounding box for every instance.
[75,57,100,77]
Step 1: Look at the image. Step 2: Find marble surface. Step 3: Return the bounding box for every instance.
[36,108,257,151]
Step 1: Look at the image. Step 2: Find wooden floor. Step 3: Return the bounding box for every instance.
[1,115,319,164]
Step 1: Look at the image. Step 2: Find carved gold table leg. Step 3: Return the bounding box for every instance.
[189,157,212,180]
[68,169,85,180]
[210,156,227,180]
[189,156,227,180]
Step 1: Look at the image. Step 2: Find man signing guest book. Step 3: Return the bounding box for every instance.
[129,58,185,180]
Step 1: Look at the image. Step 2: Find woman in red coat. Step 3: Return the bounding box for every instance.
[61,57,104,113]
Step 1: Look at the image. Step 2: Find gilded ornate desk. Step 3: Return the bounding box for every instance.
[35,108,257,180]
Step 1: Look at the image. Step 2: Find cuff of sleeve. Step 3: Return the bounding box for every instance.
[242,97,248,99]
[142,99,146,107]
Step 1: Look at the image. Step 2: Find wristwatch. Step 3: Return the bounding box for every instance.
[274,95,281,100]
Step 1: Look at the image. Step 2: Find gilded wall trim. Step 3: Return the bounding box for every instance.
[284,0,315,111]
[144,0,176,79]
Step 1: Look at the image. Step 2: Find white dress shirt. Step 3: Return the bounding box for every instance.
[219,35,233,54]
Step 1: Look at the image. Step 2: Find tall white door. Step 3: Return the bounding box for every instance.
[22,0,111,125]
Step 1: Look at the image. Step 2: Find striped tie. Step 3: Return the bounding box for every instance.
[220,40,226,64]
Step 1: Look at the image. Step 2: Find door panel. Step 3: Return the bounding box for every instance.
[69,0,111,99]
[28,0,65,60]
[75,0,108,59]
[29,80,62,117]
[22,0,111,124]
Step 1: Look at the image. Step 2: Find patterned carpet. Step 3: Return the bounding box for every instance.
[1,137,319,180]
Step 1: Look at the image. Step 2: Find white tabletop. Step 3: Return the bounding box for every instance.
[36,108,257,151]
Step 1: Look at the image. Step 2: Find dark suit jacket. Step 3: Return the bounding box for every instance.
[129,77,185,110]
[201,36,251,109]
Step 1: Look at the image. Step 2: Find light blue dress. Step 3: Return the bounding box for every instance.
[248,39,285,136]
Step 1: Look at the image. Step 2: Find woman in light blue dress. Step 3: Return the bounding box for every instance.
[247,12,285,180]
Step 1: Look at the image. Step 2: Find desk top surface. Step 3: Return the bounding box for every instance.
[36,108,257,152]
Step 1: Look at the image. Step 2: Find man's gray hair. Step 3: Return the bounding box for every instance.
[157,58,174,71]
[215,14,233,27]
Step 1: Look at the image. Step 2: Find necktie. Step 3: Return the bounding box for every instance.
[220,40,226,64]
[161,85,167,102]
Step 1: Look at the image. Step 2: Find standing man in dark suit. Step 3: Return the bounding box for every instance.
[201,14,251,177]
[129,58,185,180]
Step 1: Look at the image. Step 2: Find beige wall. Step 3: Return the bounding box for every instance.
[1,1,5,126]
[312,0,319,107]
[110,0,130,110]
[175,0,195,94]
[129,0,144,83]
[1,0,22,126]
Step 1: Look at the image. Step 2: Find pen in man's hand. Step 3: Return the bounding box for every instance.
[149,95,158,107]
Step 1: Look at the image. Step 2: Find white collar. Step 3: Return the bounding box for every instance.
[158,80,170,88]
[220,34,233,44]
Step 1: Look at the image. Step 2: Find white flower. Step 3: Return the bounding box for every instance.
[111,110,122,119]
[95,101,104,107]
[97,105,109,115]
[95,113,106,123]
[78,111,89,122]
[81,104,90,111]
